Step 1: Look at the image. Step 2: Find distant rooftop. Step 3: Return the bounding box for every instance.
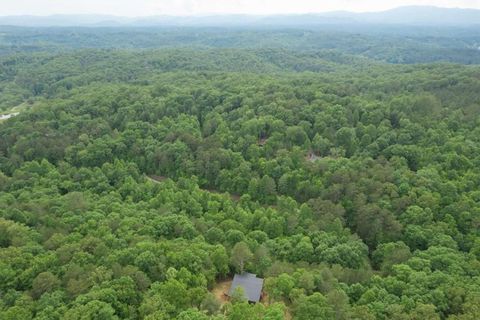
[228,272,264,303]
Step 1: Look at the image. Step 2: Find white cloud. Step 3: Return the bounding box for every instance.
[0,0,479,16]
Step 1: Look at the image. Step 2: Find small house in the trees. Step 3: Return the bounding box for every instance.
[227,273,264,303]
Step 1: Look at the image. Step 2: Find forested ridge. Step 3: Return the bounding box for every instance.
[1,26,480,63]
[1,27,480,320]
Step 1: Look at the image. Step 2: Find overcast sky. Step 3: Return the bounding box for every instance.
[1,0,480,16]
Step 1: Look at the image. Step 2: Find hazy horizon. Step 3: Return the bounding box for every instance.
[1,0,480,17]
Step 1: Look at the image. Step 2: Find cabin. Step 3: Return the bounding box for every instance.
[307,151,320,162]
[258,137,267,146]
[227,273,264,303]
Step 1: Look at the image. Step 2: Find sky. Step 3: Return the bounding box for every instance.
[1,0,480,16]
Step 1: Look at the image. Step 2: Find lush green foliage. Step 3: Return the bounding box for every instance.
[1,27,480,319]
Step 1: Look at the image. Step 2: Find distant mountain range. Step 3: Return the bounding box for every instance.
[1,6,480,27]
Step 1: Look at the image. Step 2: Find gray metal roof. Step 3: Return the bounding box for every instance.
[228,273,264,302]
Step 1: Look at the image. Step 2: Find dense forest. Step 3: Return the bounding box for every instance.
[1,26,480,63]
[1,26,480,320]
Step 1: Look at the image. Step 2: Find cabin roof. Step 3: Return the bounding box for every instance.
[228,272,264,302]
